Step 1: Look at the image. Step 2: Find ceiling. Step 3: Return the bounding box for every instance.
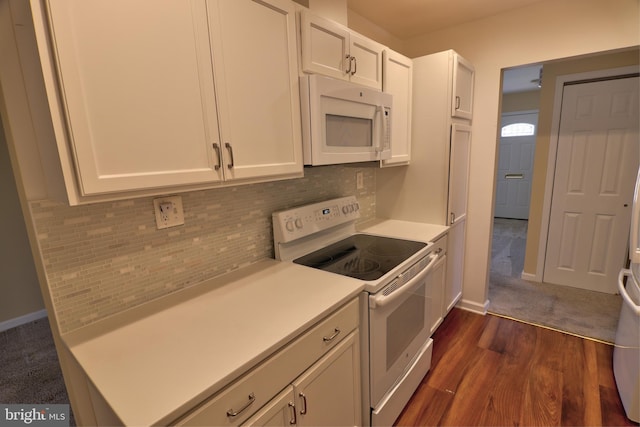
[346,0,546,93]
[346,0,547,39]
[503,65,543,93]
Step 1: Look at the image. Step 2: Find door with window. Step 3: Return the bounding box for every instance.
[494,112,537,219]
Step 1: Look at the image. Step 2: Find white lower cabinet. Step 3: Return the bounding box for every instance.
[244,332,361,427]
[445,220,465,312]
[175,298,360,427]
[427,236,447,335]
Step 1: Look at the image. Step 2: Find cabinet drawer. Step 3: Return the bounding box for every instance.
[175,298,359,426]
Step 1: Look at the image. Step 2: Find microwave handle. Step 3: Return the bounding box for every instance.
[376,106,387,153]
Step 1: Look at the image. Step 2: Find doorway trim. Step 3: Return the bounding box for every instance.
[528,65,640,282]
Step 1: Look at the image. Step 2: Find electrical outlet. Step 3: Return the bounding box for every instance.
[356,171,364,190]
[153,196,185,229]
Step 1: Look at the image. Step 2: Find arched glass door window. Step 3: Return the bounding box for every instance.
[501,123,535,137]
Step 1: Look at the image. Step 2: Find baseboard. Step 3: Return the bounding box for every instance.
[520,272,538,282]
[456,298,490,315]
[0,309,48,333]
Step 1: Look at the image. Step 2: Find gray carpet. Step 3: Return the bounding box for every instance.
[0,318,75,426]
[488,218,622,343]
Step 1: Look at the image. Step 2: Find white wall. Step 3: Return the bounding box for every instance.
[362,0,640,307]
[406,0,639,307]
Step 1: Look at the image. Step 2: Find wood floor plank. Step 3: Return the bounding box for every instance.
[395,384,453,426]
[479,318,536,426]
[394,309,637,426]
[582,339,603,426]
[439,347,503,426]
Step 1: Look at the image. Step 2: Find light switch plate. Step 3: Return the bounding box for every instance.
[153,196,185,229]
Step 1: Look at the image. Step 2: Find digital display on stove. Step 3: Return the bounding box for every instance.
[322,208,331,215]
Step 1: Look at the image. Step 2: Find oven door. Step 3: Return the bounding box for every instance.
[368,251,439,407]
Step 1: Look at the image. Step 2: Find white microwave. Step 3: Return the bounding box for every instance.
[300,75,392,166]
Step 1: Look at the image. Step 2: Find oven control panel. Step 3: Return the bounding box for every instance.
[272,196,361,244]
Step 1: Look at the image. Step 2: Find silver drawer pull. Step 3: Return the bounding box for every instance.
[322,328,341,342]
[226,393,255,418]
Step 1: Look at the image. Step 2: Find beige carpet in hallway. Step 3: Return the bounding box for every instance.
[488,218,622,343]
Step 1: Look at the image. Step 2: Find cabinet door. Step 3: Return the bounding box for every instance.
[348,33,383,90]
[208,0,303,181]
[45,0,221,195]
[448,123,471,225]
[242,386,296,427]
[293,331,361,427]
[381,49,412,166]
[451,54,475,120]
[300,10,350,81]
[445,221,465,313]
[428,254,446,334]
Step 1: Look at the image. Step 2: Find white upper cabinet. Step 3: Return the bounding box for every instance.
[207,0,303,181]
[44,1,221,195]
[451,54,475,120]
[381,49,412,166]
[26,0,302,202]
[300,10,383,90]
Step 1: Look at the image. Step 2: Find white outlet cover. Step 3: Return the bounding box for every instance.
[153,196,185,229]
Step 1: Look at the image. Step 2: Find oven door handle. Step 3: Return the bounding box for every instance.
[371,251,441,309]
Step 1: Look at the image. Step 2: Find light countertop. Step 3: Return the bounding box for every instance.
[358,218,448,243]
[62,259,364,426]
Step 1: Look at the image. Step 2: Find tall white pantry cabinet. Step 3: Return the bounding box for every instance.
[377,50,475,314]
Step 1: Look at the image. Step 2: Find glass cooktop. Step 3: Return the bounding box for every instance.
[293,234,427,281]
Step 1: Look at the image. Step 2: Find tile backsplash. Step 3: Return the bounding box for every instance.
[30,165,376,334]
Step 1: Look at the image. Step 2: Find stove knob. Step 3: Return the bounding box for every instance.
[285,219,294,232]
[342,205,349,214]
[295,218,303,229]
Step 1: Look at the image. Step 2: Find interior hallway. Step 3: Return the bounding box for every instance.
[488,218,622,343]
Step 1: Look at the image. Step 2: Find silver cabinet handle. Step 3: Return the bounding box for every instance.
[225,142,234,169]
[288,402,296,425]
[322,328,340,342]
[351,56,357,75]
[455,96,461,110]
[226,392,255,418]
[212,143,222,171]
[345,54,352,74]
[450,212,456,225]
[299,392,308,415]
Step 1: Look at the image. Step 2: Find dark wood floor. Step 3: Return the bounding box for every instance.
[395,308,638,426]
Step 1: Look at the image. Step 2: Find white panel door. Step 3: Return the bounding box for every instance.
[494,112,538,219]
[544,77,639,293]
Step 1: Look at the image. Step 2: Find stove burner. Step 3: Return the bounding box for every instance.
[293,233,427,281]
[343,258,381,275]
